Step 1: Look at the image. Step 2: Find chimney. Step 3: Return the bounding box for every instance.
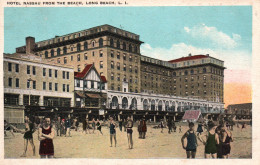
[188,53,192,57]
[26,36,35,55]
[206,54,209,56]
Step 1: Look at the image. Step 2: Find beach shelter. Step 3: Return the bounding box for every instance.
[182,110,201,122]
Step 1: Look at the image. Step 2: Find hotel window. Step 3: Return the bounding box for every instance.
[191,69,194,74]
[8,63,12,72]
[174,79,176,83]
[111,50,114,57]
[63,84,66,92]
[55,83,58,91]
[27,65,30,74]
[51,49,54,57]
[32,66,36,75]
[135,77,138,84]
[33,81,36,89]
[129,76,132,83]
[63,47,67,54]
[15,64,19,72]
[117,74,120,81]
[203,75,206,80]
[55,70,58,78]
[77,43,81,52]
[49,69,52,77]
[76,80,80,87]
[92,51,95,57]
[71,55,73,61]
[129,55,132,61]
[135,56,137,63]
[57,58,60,63]
[111,73,114,80]
[118,86,121,91]
[91,81,94,88]
[185,92,188,96]
[49,82,52,91]
[43,68,46,76]
[117,40,120,48]
[185,77,188,82]
[71,47,74,52]
[129,65,132,72]
[100,61,103,69]
[77,54,81,61]
[110,38,114,47]
[117,62,120,70]
[8,78,12,87]
[77,65,81,72]
[84,53,88,60]
[84,81,87,88]
[173,72,176,77]
[123,54,126,60]
[135,66,138,73]
[64,57,67,64]
[111,61,114,69]
[123,75,126,82]
[117,52,120,59]
[185,70,188,75]
[43,82,46,90]
[204,83,207,87]
[92,41,95,47]
[100,50,103,57]
[185,84,188,89]
[16,78,19,88]
[129,44,132,52]
[191,77,194,81]
[203,67,207,73]
[123,42,126,50]
[45,51,48,58]
[134,46,138,53]
[192,91,194,95]
[123,64,126,71]
[67,85,69,92]
[99,38,103,47]
[204,90,207,95]
[111,85,114,90]
[57,48,61,56]
[84,42,88,50]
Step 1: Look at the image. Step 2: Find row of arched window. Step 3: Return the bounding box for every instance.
[109,38,138,53]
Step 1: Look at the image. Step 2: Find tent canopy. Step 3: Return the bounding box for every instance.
[182,110,201,121]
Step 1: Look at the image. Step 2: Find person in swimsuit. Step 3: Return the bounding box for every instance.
[21,116,36,157]
[181,122,198,158]
[92,118,96,133]
[221,124,233,158]
[126,116,134,149]
[119,119,123,132]
[96,119,103,135]
[38,116,55,158]
[140,117,147,139]
[197,122,203,135]
[198,121,219,158]
[109,117,117,147]
[215,125,223,158]
[65,116,72,137]
[167,119,173,134]
[160,120,164,133]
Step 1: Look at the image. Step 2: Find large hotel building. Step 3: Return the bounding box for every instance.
[5,24,225,122]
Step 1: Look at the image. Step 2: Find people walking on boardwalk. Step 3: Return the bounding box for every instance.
[198,121,219,158]
[96,119,103,135]
[181,122,198,158]
[197,122,203,135]
[65,116,72,137]
[221,122,233,158]
[140,117,147,139]
[92,118,96,133]
[21,116,36,157]
[126,116,134,149]
[160,119,164,133]
[38,116,55,158]
[109,117,117,147]
[119,119,123,132]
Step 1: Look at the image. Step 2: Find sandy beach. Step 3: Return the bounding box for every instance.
[4,123,252,159]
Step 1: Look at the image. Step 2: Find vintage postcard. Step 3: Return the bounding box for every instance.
[0,0,260,164]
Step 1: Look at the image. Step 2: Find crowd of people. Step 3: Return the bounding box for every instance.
[4,114,250,159]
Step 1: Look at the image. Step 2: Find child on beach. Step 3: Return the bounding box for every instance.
[181,122,198,158]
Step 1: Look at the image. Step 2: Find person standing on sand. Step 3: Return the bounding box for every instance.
[119,119,123,132]
[160,119,164,133]
[221,123,233,158]
[38,116,55,158]
[197,122,203,135]
[140,117,147,139]
[179,125,182,133]
[126,116,134,149]
[21,116,36,157]
[109,117,117,147]
[96,119,103,135]
[65,116,72,137]
[198,121,219,158]
[167,119,173,134]
[181,122,198,158]
[215,124,223,158]
[137,119,142,138]
[123,119,127,132]
[82,117,87,134]
[92,118,96,133]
